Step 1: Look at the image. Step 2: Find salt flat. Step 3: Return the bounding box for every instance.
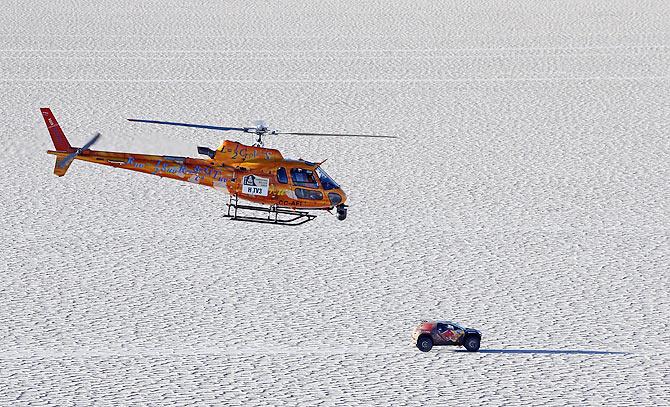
[1,0,669,405]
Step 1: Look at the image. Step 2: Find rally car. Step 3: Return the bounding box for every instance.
[411,320,481,352]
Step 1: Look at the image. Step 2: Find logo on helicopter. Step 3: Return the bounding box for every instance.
[242,174,269,196]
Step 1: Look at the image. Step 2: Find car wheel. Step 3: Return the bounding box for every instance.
[463,336,480,352]
[417,336,433,352]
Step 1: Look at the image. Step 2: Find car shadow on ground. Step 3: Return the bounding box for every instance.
[455,348,628,355]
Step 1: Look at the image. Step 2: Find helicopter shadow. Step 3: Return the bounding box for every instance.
[456,348,628,355]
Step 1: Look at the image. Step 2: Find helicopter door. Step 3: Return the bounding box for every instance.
[290,168,323,200]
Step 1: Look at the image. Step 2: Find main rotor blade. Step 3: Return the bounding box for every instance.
[59,132,101,168]
[127,118,248,132]
[277,131,397,139]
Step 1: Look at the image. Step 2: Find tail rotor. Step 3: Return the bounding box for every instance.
[58,132,101,169]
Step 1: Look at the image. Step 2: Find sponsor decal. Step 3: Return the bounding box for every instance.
[242,174,269,196]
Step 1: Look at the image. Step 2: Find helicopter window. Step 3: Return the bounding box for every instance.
[295,188,323,200]
[290,168,318,188]
[315,167,339,190]
[328,192,342,206]
[277,167,288,184]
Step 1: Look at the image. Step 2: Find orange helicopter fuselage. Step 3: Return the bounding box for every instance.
[47,140,347,210]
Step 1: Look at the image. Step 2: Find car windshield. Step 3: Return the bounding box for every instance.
[315,166,339,190]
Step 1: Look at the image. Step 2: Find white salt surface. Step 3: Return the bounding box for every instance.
[1,0,669,405]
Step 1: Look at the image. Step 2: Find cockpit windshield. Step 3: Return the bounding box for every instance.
[451,322,465,330]
[315,166,339,190]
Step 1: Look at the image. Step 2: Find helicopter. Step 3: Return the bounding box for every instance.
[42,108,396,225]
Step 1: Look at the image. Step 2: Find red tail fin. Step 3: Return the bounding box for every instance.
[41,108,73,152]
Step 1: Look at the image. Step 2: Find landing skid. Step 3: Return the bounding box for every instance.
[225,196,316,226]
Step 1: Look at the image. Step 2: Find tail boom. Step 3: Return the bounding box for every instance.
[47,149,234,189]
